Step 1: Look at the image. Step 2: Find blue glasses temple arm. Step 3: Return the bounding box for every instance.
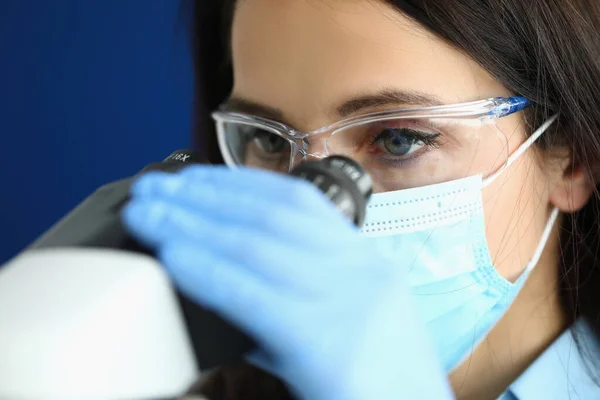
[491,96,531,117]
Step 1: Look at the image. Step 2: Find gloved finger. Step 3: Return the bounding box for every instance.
[122,198,173,248]
[122,198,346,292]
[133,165,340,218]
[179,164,306,198]
[124,187,358,252]
[159,240,299,352]
[133,165,288,198]
[154,184,350,241]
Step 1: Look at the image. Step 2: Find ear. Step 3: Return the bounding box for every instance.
[549,161,596,213]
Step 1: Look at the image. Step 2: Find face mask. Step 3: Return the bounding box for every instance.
[361,116,559,372]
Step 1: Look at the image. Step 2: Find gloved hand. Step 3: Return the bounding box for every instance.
[122,165,454,400]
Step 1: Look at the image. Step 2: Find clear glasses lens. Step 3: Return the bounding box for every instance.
[217,116,510,193]
[325,116,509,192]
[219,121,293,173]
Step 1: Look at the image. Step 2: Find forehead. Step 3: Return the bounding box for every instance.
[231,0,508,123]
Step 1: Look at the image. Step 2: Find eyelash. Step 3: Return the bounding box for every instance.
[367,127,442,166]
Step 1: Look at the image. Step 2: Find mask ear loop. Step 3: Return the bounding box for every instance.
[483,115,559,188]
[480,114,561,281]
[522,207,560,276]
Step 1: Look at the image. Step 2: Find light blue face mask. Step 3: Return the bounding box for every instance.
[361,116,560,372]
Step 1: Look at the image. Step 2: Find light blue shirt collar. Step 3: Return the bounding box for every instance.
[502,319,600,400]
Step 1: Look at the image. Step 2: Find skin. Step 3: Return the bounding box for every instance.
[227,0,594,398]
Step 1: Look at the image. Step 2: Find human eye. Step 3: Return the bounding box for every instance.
[240,125,291,160]
[364,122,442,165]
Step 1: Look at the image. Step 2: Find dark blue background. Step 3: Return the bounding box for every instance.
[0,1,194,263]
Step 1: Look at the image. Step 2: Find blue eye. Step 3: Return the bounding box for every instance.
[371,128,430,156]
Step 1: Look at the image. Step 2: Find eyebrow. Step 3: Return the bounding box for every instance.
[336,89,444,117]
[224,88,445,122]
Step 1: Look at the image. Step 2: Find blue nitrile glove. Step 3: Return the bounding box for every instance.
[122,165,454,400]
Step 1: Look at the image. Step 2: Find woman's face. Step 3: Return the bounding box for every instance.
[229,0,555,281]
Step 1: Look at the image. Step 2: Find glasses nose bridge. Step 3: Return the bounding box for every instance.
[301,129,332,160]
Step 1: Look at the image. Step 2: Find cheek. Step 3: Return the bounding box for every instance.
[482,150,551,281]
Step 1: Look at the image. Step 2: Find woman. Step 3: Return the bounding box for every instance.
[124,0,600,399]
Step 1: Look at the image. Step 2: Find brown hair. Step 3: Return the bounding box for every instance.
[190,0,600,398]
